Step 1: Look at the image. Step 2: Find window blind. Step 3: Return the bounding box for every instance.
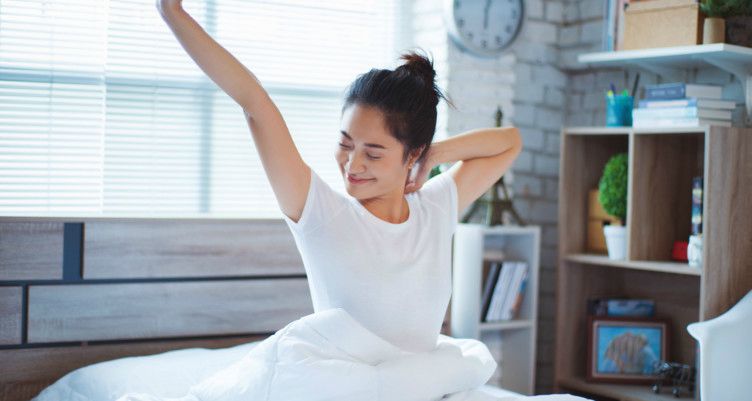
[0,0,413,217]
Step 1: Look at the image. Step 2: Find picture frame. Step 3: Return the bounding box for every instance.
[586,316,670,383]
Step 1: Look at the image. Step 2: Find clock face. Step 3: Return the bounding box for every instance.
[445,0,524,56]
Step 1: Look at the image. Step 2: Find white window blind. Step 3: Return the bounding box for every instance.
[0,0,412,217]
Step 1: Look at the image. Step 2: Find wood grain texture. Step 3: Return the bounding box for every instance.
[703,127,752,320]
[0,287,22,344]
[630,133,703,260]
[28,278,313,343]
[83,220,304,278]
[0,222,63,280]
[0,335,266,401]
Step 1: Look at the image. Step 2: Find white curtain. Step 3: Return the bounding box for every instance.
[0,0,411,217]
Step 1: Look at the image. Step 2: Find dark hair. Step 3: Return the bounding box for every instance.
[341,49,454,165]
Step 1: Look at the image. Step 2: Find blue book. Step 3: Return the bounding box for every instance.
[645,83,722,100]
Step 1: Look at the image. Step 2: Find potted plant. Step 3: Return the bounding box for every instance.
[700,0,752,46]
[700,0,730,43]
[598,153,628,260]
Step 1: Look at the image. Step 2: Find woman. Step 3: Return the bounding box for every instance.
[157,0,521,354]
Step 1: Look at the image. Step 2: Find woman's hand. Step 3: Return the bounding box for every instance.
[405,146,436,194]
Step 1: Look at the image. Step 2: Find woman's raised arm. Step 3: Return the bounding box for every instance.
[156,0,311,222]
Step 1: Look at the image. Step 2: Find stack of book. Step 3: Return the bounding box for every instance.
[633,83,735,128]
[481,260,528,322]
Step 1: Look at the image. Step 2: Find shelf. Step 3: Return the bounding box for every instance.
[577,43,752,124]
[559,376,690,401]
[479,320,532,331]
[565,254,701,276]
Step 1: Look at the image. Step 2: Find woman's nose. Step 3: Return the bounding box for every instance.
[346,153,366,173]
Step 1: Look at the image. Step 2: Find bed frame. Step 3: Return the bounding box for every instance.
[0,217,454,401]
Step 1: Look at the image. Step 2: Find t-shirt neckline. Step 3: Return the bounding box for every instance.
[350,194,416,230]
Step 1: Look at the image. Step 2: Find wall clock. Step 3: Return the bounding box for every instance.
[444,0,524,57]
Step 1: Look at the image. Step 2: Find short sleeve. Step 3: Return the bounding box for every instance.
[418,172,459,235]
[280,168,348,236]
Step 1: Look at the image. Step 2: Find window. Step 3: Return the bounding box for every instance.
[0,0,415,217]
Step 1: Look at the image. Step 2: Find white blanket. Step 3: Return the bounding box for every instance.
[33,308,590,401]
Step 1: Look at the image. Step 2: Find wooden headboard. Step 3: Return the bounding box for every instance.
[0,217,453,401]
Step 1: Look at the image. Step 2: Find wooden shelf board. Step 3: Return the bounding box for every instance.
[563,127,632,136]
[479,320,532,331]
[565,254,702,276]
[559,376,689,401]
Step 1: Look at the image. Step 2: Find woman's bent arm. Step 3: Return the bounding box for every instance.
[429,127,522,214]
[156,0,310,221]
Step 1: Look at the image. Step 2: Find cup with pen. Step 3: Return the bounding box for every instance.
[605,74,639,127]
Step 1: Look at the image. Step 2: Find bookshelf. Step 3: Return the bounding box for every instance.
[451,223,540,396]
[554,125,752,401]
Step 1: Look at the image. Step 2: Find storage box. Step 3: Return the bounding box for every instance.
[623,0,704,50]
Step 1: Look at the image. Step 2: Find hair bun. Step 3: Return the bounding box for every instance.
[398,50,436,84]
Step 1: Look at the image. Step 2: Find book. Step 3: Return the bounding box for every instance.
[480,262,502,322]
[633,106,732,120]
[645,83,723,100]
[638,97,736,110]
[486,261,512,321]
[507,263,528,320]
[500,263,525,320]
[692,176,703,235]
[633,117,732,128]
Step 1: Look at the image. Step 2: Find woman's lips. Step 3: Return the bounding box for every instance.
[347,174,373,184]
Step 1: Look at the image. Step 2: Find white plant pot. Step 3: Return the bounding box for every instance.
[603,225,627,260]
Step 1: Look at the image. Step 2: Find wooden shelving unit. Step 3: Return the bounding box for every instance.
[451,224,540,396]
[554,125,752,401]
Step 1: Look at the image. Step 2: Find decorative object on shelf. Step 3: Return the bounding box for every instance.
[443,0,524,57]
[651,361,696,398]
[623,0,703,50]
[586,189,620,253]
[687,290,752,401]
[587,298,656,318]
[671,240,689,262]
[700,0,730,44]
[687,234,703,267]
[598,153,628,260]
[700,0,752,47]
[587,316,670,384]
[461,107,526,226]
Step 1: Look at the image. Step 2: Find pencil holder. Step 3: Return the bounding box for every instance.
[606,94,633,127]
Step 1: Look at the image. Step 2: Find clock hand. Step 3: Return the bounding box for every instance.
[483,0,491,30]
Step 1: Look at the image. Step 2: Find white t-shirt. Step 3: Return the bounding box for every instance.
[281,168,459,353]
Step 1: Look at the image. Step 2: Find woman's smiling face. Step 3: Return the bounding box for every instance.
[336,103,413,199]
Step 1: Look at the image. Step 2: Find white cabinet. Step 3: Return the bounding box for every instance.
[451,223,541,395]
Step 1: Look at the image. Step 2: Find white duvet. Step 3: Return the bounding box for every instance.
[33,308,589,401]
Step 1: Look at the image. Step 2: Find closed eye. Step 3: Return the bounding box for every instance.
[338,143,380,160]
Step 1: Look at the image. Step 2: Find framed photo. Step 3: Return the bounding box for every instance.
[586,316,670,383]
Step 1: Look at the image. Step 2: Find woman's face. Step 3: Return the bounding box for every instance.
[336,103,414,199]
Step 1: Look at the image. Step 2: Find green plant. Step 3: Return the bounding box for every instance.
[598,153,628,224]
[700,0,752,18]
